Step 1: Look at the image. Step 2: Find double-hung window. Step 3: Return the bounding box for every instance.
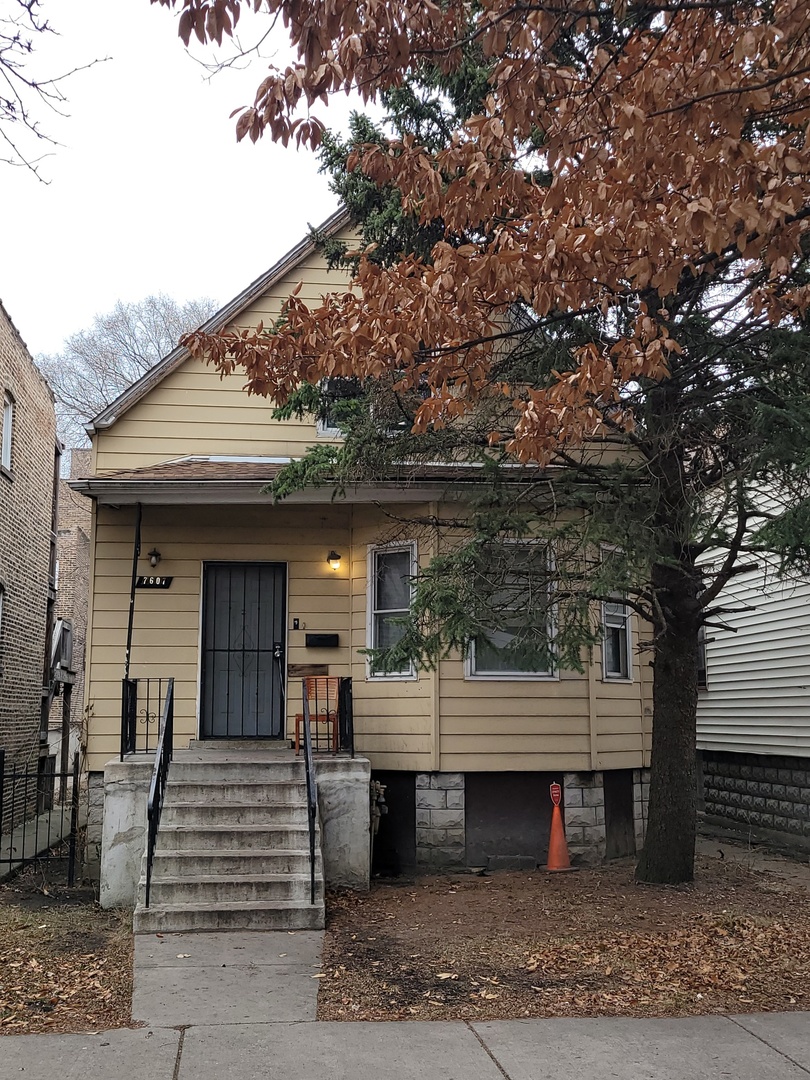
[469,543,555,678]
[602,598,632,679]
[1,391,13,472]
[368,543,416,677]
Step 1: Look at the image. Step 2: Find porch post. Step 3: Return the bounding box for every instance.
[124,502,142,680]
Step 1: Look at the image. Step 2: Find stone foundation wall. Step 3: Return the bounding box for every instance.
[563,772,607,864]
[413,769,651,870]
[701,751,810,850]
[415,772,465,868]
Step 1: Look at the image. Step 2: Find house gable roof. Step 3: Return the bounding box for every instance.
[86,207,352,434]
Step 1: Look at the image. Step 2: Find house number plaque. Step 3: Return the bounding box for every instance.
[136,576,173,589]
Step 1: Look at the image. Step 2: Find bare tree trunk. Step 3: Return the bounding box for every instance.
[636,561,699,884]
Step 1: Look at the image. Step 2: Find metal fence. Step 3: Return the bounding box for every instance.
[0,749,81,885]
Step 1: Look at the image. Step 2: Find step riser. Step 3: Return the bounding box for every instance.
[146,879,324,904]
[150,852,321,876]
[134,752,324,935]
[164,782,309,805]
[168,763,305,783]
[156,827,316,851]
[187,740,294,751]
[161,804,310,827]
[133,904,325,933]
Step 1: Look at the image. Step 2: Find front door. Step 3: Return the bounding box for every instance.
[200,563,286,738]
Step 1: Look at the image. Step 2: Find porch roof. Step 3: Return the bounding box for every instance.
[68,455,525,505]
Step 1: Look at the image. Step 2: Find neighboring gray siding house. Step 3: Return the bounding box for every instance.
[697,555,810,850]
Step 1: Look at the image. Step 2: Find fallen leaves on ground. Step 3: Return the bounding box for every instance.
[317,854,810,1021]
[0,875,134,1035]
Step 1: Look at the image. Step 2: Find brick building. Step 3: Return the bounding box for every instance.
[0,301,59,824]
[48,451,92,768]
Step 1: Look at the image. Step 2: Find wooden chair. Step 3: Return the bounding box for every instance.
[295,676,339,754]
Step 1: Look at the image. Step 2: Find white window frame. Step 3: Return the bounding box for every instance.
[315,378,348,439]
[366,541,418,680]
[601,598,633,681]
[599,544,633,682]
[466,541,558,682]
[1,391,13,472]
[316,415,343,439]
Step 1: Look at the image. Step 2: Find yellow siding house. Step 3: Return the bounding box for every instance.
[74,211,651,901]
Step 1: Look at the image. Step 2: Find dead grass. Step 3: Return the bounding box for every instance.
[317,853,810,1021]
[0,868,134,1035]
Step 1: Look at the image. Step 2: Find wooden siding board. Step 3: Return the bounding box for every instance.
[441,752,593,772]
[697,560,810,758]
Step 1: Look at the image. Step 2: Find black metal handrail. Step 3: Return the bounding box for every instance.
[121,678,137,759]
[338,677,354,756]
[144,678,174,908]
[300,679,318,906]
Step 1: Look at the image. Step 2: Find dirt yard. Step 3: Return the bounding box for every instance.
[318,848,810,1021]
[0,869,133,1035]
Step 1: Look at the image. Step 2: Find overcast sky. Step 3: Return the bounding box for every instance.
[1,0,365,356]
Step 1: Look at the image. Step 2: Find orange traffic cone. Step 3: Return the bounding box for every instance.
[545,782,574,872]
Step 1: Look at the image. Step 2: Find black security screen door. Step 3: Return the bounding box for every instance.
[200,563,286,738]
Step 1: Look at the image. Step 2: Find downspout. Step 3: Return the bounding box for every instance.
[124,502,142,680]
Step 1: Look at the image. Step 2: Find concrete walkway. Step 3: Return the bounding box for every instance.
[3,931,809,1079]
[132,930,324,1026]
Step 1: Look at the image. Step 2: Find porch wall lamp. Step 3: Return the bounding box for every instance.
[326,550,342,571]
[148,548,162,568]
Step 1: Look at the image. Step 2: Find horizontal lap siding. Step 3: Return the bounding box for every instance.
[85,504,353,772]
[697,563,810,758]
[439,656,593,771]
[94,246,351,473]
[349,506,436,772]
[86,499,651,773]
[593,656,647,766]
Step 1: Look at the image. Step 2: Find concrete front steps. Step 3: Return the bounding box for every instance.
[133,747,325,933]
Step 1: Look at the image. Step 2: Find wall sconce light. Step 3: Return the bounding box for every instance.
[326,550,342,571]
[148,548,162,568]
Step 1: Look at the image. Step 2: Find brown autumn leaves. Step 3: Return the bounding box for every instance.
[154,0,810,462]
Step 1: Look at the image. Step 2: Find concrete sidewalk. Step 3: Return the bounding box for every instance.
[3,931,808,1079]
[3,1014,809,1080]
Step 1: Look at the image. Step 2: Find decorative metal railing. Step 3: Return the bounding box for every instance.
[144,678,174,908]
[120,677,171,758]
